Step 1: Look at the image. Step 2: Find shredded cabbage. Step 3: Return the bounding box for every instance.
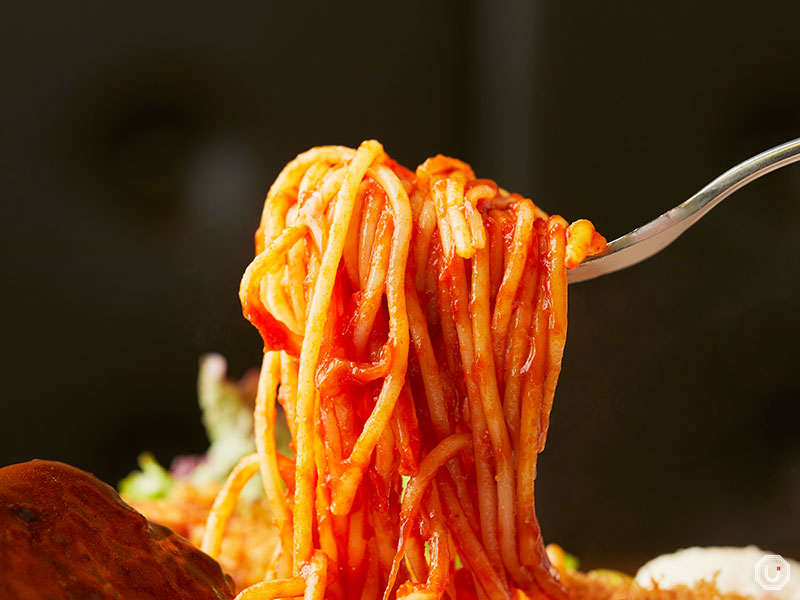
[120,353,290,500]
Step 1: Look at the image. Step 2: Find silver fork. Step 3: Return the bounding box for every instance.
[567,137,800,283]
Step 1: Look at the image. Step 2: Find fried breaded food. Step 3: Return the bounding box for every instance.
[563,570,752,600]
[128,480,276,592]
[131,489,756,600]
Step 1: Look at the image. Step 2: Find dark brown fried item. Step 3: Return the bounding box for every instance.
[0,460,235,600]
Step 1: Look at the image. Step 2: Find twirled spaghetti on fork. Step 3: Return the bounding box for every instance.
[202,140,606,600]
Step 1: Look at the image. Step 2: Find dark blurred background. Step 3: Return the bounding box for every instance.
[2,1,799,571]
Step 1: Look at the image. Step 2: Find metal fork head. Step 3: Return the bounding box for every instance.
[567,137,800,284]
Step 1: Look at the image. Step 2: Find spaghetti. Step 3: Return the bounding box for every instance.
[208,140,606,600]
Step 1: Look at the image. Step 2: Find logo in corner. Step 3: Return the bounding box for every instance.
[755,554,790,591]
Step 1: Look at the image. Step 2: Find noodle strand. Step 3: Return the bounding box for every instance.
[228,142,605,600]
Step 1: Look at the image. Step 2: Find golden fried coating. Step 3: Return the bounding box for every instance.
[563,569,752,600]
[128,481,276,592]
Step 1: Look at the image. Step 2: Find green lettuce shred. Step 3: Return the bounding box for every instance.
[119,452,173,501]
[563,550,580,572]
[188,353,259,486]
[120,353,292,500]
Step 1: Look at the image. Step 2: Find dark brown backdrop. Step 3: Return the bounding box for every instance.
[2,0,799,570]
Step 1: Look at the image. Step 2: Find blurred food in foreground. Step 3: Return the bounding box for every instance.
[0,460,234,600]
[120,353,289,589]
[635,547,799,600]
[120,353,290,503]
[129,479,276,591]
